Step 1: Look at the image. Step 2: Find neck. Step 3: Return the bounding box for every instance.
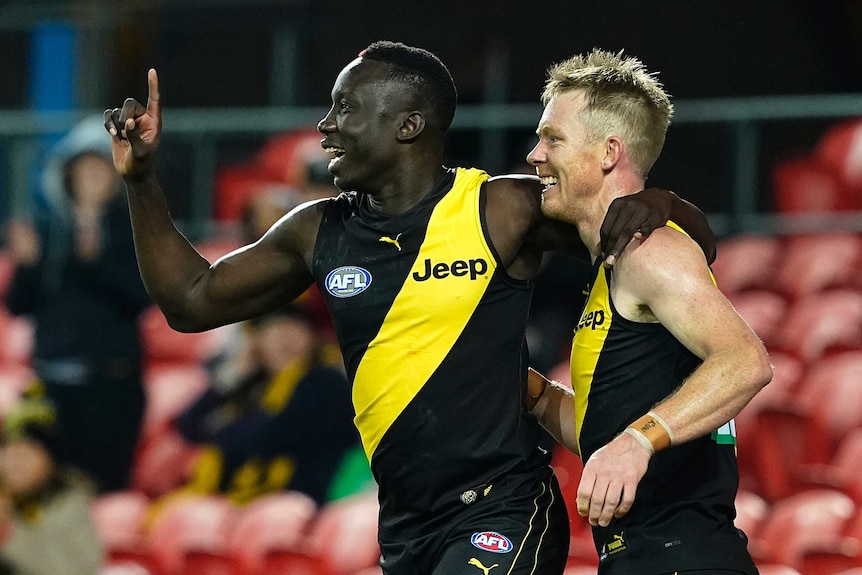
[579,174,647,261]
[366,162,447,216]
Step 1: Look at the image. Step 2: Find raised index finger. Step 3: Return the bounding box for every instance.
[146,68,160,118]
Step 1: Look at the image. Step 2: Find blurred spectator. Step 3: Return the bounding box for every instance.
[0,393,103,575]
[3,115,152,493]
[162,304,368,509]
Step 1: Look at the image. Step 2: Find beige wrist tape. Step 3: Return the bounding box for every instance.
[626,411,674,454]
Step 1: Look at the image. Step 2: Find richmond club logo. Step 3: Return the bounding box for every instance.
[325,266,372,298]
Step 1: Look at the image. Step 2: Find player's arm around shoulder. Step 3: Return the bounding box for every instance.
[171,198,328,333]
[484,175,588,269]
[613,226,774,445]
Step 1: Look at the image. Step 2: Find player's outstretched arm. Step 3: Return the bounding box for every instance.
[104,70,318,332]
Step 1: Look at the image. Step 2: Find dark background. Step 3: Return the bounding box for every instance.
[1,0,860,216]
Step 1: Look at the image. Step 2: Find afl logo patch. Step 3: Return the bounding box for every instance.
[325,266,372,298]
[471,531,512,553]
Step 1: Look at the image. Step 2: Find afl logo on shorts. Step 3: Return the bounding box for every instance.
[471,531,512,553]
[325,266,372,298]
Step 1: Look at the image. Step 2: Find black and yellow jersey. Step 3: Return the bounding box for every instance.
[570,223,757,574]
[313,167,549,536]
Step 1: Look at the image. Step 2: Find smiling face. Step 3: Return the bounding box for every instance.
[526,89,606,226]
[317,58,407,194]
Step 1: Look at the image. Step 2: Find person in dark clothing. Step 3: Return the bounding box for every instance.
[169,304,365,507]
[3,115,152,493]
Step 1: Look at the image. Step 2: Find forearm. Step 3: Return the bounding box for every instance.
[124,174,213,326]
[527,369,580,455]
[643,348,771,448]
[668,194,716,264]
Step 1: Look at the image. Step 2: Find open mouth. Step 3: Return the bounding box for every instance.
[540,176,559,191]
[324,146,345,158]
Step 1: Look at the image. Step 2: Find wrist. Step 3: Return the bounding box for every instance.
[625,411,674,455]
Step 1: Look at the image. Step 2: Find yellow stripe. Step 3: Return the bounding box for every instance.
[352,168,493,460]
[506,479,547,575]
[571,266,612,454]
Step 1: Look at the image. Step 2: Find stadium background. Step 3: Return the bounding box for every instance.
[1,1,862,574]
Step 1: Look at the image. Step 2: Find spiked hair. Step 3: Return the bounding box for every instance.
[542,48,673,178]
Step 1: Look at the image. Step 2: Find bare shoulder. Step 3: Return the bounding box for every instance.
[616,226,712,295]
[261,196,332,257]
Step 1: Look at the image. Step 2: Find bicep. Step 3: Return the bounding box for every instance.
[627,233,758,360]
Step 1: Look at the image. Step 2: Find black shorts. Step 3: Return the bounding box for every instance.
[379,469,570,575]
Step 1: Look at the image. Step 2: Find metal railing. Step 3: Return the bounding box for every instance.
[2,93,862,238]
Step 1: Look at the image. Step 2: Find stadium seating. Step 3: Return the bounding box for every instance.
[145,494,237,575]
[728,289,788,348]
[141,363,209,439]
[774,233,862,299]
[305,490,381,575]
[734,490,769,546]
[752,489,856,568]
[772,289,862,363]
[91,490,152,570]
[813,118,862,205]
[228,491,318,575]
[139,306,229,369]
[710,234,783,295]
[772,156,851,213]
[130,424,200,499]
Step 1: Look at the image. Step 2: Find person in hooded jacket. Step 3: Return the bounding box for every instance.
[3,115,152,493]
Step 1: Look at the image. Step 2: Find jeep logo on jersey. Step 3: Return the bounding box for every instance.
[325,266,372,298]
[577,308,605,331]
[412,257,488,281]
[470,531,512,553]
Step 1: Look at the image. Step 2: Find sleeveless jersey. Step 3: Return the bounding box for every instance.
[313,167,549,536]
[570,223,757,574]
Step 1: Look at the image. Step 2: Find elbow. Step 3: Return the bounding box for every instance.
[751,349,774,392]
[162,309,211,333]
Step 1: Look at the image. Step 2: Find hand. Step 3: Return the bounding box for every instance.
[598,188,673,267]
[576,431,650,527]
[103,68,161,180]
[5,220,41,265]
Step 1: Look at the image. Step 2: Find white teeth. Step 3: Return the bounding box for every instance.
[324,147,345,155]
[540,176,558,186]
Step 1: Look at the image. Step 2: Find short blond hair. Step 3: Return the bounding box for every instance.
[541,48,673,178]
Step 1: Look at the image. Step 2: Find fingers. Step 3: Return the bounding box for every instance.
[577,472,623,527]
[146,68,160,119]
[614,482,637,518]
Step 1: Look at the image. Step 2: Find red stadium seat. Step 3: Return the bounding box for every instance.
[814,118,862,205]
[146,494,237,575]
[755,566,802,575]
[212,164,282,223]
[0,310,33,367]
[748,352,862,502]
[772,290,862,364]
[141,364,209,438]
[774,233,862,299]
[772,156,852,213]
[91,490,152,569]
[755,489,855,568]
[255,129,330,187]
[306,490,381,575]
[735,490,769,546]
[139,306,230,369]
[710,234,784,295]
[131,425,200,499]
[564,567,600,575]
[735,352,804,495]
[728,290,788,348]
[227,491,318,575]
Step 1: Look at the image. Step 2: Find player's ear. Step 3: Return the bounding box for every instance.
[602,135,624,170]
[398,111,425,142]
